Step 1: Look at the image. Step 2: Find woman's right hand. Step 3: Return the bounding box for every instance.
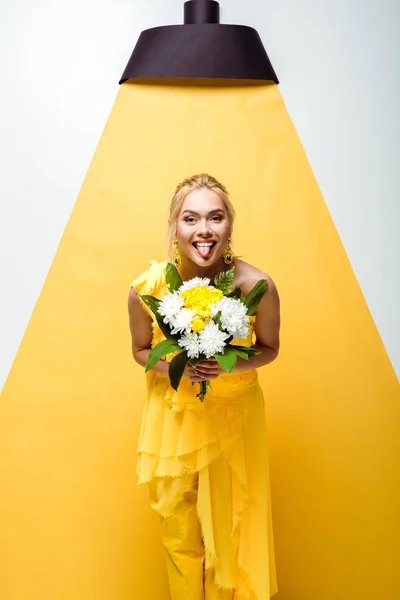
[183,364,207,382]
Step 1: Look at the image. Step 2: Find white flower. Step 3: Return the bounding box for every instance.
[170,308,197,335]
[178,277,212,292]
[178,331,201,359]
[210,297,250,339]
[158,292,184,325]
[198,321,230,358]
[232,324,250,340]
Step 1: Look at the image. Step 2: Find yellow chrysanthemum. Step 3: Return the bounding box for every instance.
[181,286,223,307]
[191,318,205,333]
[180,286,224,321]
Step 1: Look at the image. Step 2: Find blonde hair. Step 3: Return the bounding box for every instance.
[167,173,235,256]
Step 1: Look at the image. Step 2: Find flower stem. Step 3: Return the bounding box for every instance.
[197,380,208,402]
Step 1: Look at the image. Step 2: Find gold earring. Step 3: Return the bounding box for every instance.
[173,239,181,267]
[223,237,233,264]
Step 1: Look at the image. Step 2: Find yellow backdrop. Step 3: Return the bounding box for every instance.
[0,81,399,599]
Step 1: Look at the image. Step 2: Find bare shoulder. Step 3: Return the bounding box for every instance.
[233,259,279,297]
[128,286,141,311]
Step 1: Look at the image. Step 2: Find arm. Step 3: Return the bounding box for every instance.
[194,274,281,378]
[128,288,170,375]
[234,274,280,372]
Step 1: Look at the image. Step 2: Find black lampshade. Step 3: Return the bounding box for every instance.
[119,0,278,84]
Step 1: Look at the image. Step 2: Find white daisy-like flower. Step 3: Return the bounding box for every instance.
[158,292,184,325]
[178,277,212,293]
[198,321,230,358]
[178,331,201,359]
[232,324,250,340]
[170,308,197,335]
[210,297,250,339]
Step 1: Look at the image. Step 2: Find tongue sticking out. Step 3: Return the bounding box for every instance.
[196,244,213,258]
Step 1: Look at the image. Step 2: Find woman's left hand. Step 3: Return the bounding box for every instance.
[193,358,225,380]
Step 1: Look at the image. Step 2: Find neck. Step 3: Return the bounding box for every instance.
[176,257,233,282]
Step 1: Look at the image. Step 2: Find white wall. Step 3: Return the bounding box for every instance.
[0,0,399,390]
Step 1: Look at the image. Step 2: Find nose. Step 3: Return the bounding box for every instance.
[197,219,213,236]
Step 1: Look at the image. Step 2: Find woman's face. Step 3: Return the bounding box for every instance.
[175,188,231,266]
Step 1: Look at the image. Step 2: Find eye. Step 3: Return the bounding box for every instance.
[184,217,196,223]
[212,215,222,221]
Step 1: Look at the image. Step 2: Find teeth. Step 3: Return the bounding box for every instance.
[195,243,214,246]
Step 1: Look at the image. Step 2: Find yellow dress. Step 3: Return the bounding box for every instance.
[131,260,278,599]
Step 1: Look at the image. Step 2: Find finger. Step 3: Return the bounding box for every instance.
[198,359,217,366]
[196,363,218,372]
[196,366,222,375]
[189,367,203,376]
[188,368,202,377]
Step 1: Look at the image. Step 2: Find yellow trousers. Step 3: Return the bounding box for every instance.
[149,472,234,600]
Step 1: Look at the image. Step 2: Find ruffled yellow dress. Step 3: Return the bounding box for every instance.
[131,260,278,599]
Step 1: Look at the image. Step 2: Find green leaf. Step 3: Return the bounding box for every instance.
[213,310,223,330]
[169,351,189,391]
[155,314,177,340]
[140,294,176,340]
[227,346,250,360]
[145,339,181,372]
[166,262,183,293]
[140,294,160,315]
[228,344,261,358]
[226,285,242,299]
[213,267,235,294]
[242,279,268,316]
[214,348,237,373]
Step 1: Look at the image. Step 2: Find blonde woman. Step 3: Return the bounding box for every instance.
[128,174,281,599]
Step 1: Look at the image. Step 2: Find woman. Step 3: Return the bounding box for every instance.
[128,174,281,599]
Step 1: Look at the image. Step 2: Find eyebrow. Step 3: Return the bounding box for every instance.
[181,209,225,216]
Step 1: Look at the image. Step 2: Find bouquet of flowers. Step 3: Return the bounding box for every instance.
[139,263,268,401]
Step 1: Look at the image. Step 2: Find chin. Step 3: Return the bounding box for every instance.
[194,257,223,269]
